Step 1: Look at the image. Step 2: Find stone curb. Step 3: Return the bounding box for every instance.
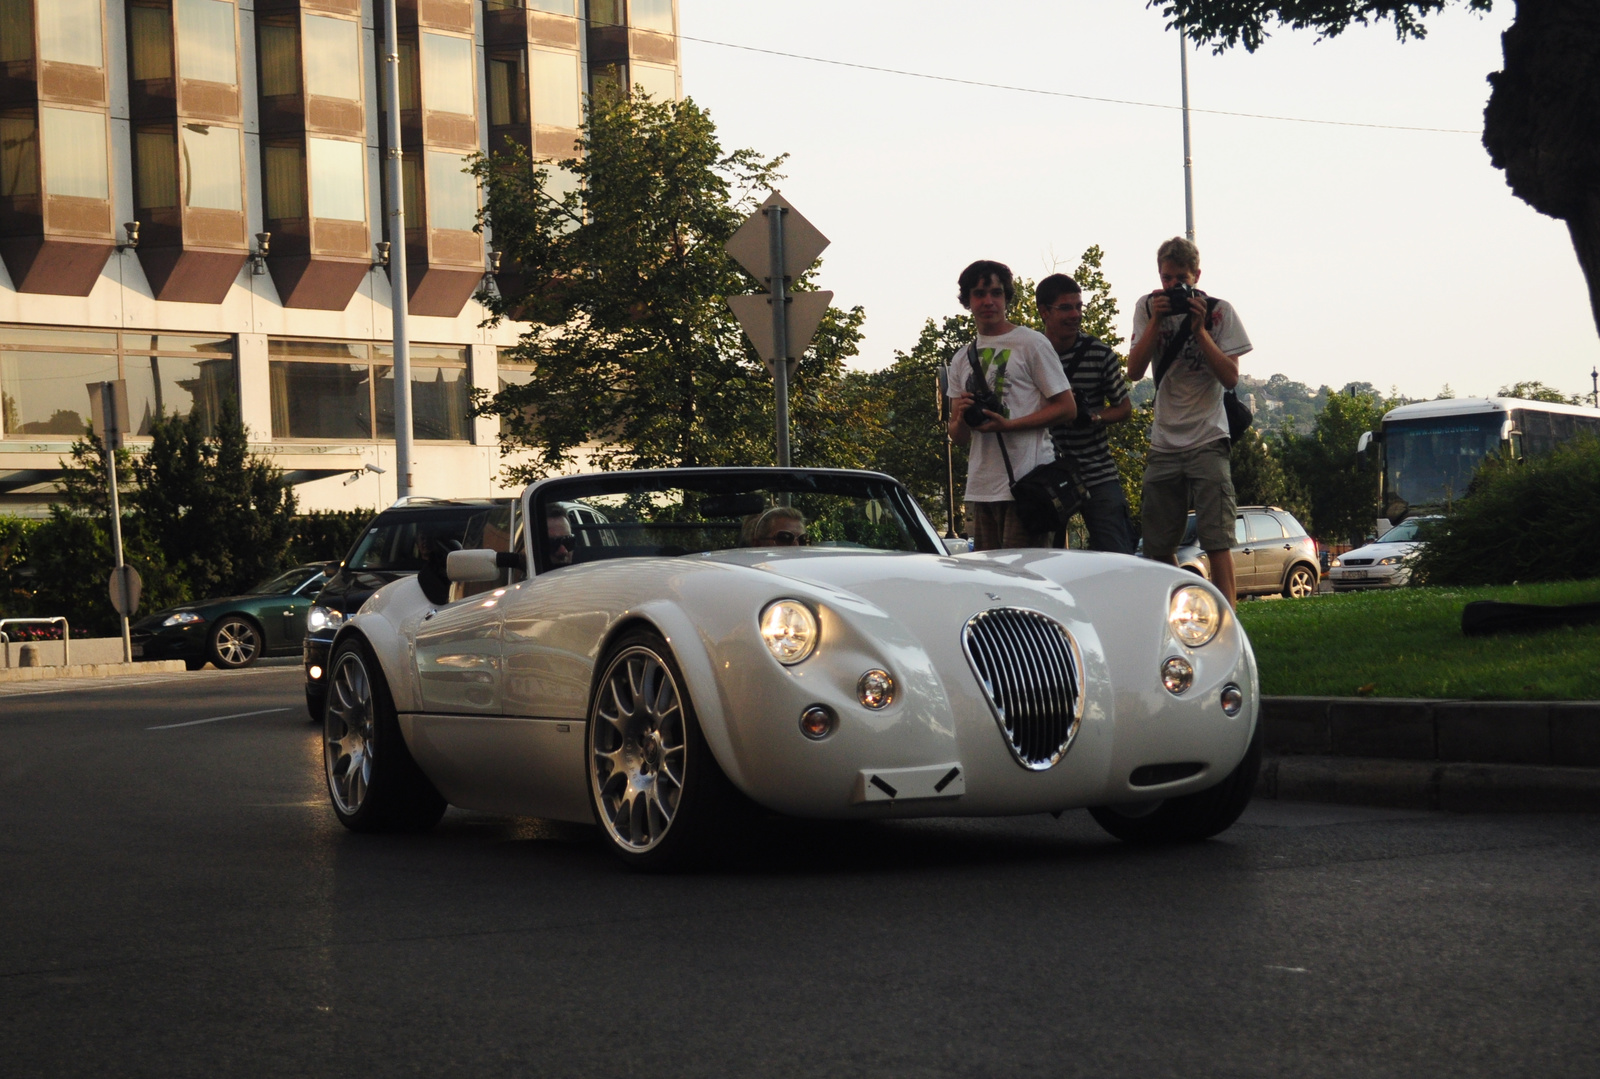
[0,660,187,684]
[1256,754,1600,813]
[1261,695,1600,767]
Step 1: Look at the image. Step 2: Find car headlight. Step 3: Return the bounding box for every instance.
[307,605,344,632]
[1168,584,1221,648]
[161,611,204,627]
[1377,556,1402,566]
[759,599,818,665]
[1329,556,1342,567]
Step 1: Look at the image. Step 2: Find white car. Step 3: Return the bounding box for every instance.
[320,468,1261,869]
[1328,516,1442,591]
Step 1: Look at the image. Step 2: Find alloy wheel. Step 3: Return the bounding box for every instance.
[1285,567,1316,599]
[590,646,687,852]
[325,652,376,815]
[213,619,260,667]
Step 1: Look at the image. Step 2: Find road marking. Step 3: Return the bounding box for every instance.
[147,707,292,730]
[1265,965,1310,974]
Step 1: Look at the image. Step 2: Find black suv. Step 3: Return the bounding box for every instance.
[1174,505,1321,599]
[303,497,513,720]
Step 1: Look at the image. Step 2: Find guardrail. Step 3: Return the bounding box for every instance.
[0,617,71,668]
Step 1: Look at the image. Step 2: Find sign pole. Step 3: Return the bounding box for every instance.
[766,204,790,467]
[383,0,414,498]
[100,382,131,662]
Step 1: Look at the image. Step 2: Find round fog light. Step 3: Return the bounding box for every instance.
[1220,683,1243,716]
[857,669,894,709]
[799,705,836,740]
[1161,656,1194,695]
[309,665,323,680]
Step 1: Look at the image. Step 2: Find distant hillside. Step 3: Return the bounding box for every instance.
[1129,374,1404,435]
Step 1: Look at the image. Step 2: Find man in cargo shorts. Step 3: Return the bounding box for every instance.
[1126,237,1252,606]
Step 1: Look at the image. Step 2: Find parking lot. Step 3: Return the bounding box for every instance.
[4,666,1599,1077]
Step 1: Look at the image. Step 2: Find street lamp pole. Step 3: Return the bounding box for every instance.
[382,0,414,498]
[1180,29,1195,242]
[1591,366,1598,408]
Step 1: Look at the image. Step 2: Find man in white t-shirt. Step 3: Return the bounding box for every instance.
[1126,237,1253,606]
[946,260,1076,550]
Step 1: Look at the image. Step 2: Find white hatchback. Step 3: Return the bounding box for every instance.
[1328,516,1442,591]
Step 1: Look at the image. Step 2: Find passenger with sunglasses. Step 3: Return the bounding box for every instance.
[744,506,809,547]
[546,509,577,566]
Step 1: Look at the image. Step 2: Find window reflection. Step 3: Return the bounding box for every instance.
[632,0,675,34]
[590,62,625,105]
[0,352,119,437]
[530,49,579,127]
[425,149,476,231]
[631,62,676,102]
[420,32,474,117]
[269,360,372,439]
[41,108,109,200]
[40,0,104,68]
[177,0,238,86]
[375,365,471,441]
[181,124,242,210]
[126,355,237,436]
[304,15,360,101]
[308,137,365,222]
[0,112,39,198]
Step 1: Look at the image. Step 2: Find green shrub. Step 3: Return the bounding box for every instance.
[0,515,40,618]
[288,509,375,566]
[1409,435,1600,586]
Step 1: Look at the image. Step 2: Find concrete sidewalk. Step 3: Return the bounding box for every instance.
[1256,696,1600,812]
[0,660,186,684]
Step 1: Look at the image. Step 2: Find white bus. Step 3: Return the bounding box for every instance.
[1361,397,1600,524]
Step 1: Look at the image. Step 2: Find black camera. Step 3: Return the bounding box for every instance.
[1159,282,1198,314]
[963,366,1002,427]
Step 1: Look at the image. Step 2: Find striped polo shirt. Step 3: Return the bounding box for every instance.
[1049,333,1128,489]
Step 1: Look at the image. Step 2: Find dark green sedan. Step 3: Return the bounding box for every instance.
[131,565,331,670]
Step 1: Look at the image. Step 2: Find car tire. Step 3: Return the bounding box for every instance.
[586,628,738,872]
[323,637,446,833]
[184,658,207,671]
[207,616,262,669]
[1282,564,1317,599]
[1088,718,1262,844]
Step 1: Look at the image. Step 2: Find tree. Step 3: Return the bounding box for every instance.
[130,404,299,599]
[1151,1,1600,338]
[1278,391,1393,543]
[1230,426,1311,522]
[472,94,868,478]
[1496,379,1582,403]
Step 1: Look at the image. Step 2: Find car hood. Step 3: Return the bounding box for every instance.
[133,592,286,629]
[1342,539,1423,561]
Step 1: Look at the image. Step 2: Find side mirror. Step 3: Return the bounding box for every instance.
[1355,431,1372,457]
[446,548,501,583]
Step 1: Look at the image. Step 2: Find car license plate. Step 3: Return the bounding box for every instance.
[131,643,144,657]
[1343,571,1368,580]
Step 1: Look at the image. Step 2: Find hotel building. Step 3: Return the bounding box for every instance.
[0,0,680,514]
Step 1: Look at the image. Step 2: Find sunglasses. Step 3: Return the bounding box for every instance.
[550,534,577,549]
[771,530,809,546]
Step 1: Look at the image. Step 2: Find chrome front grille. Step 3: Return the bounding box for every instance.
[1342,558,1374,566]
[961,607,1084,770]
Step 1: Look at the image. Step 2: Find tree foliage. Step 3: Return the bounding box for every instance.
[1151,0,1600,339]
[1278,391,1393,543]
[472,95,867,478]
[1409,435,1600,585]
[1496,379,1581,404]
[1230,426,1310,522]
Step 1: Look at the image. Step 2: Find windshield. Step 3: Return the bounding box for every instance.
[1384,414,1503,512]
[1378,518,1437,544]
[346,505,513,572]
[250,566,324,595]
[532,471,937,571]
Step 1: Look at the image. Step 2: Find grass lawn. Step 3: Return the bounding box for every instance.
[1235,579,1600,701]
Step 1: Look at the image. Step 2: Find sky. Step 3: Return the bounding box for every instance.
[679,0,1600,404]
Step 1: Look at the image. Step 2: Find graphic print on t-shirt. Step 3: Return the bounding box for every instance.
[972,347,1012,418]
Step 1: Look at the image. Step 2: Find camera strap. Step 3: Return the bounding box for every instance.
[966,341,1019,486]
[1151,295,1219,390]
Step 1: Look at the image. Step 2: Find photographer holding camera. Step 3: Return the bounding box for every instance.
[1126,237,1253,606]
[1037,274,1136,554]
[946,260,1076,551]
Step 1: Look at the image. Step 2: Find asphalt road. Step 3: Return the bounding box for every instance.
[3,667,1598,1078]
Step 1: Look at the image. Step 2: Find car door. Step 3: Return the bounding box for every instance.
[1244,512,1288,592]
[1227,514,1256,589]
[278,573,325,652]
[413,592,504,714]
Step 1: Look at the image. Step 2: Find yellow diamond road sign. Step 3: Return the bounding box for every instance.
[724,191,829,283]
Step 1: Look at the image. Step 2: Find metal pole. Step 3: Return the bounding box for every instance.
[936,373,956,537]
[767,204,790,467]
[383,0,414,498]
[101,383,131,663]
[1179,29,1195,242]
[1591,366,1598,408]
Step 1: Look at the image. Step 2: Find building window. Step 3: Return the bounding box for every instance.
[589,0,623,27]
[0,112,39,197]
[631,0,675,34]
[631,62,675,102]
[425,149,476,231]
[304,14,360,102]
[590,62,625,105]
[40,0,105,68]
[0,1,31,64]
[530,48,579,127]
[180,123,242,210]
[420,32,475,117]
[176,0,238,86]
[40,108,109,200]
[257,20,299,97]
[486,50,527,129]
[128,4,175,81]
[484,0,576,13]
[307,137,365,222]
[134,126,179,210]
[0,327,237,439]
[262,140,305,219]
[268,340,471,442]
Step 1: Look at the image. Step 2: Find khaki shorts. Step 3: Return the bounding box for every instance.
[965,500,1049,551]
[1141,439,1236,559]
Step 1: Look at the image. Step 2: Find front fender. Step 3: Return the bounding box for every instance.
[332,576,429,714]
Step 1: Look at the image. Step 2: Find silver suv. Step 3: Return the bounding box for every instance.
[1175,506,1321,599]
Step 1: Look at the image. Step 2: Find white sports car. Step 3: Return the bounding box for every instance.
[321,468,1261,869]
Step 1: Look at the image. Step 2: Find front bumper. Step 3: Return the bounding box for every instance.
[303,634,333,713]
[1330,567,1405,590]
[129,624,207,661]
